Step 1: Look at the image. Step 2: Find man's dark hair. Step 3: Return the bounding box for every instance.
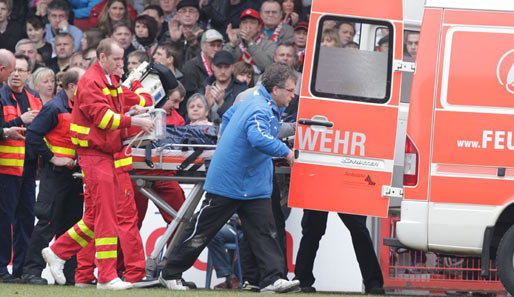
[261,0,281,9]
[14,54,32,72]
[144,5,164,18]
[274,41,295,54]
[55,32,75,43]
[48,0,71,16]
[26,16,45,30]
[59,68,81,88]
[262,63,297,92]
[112,21,133,34]
[127,50,150,64]
[156,42,183,70]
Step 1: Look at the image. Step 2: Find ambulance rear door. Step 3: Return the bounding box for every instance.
[288,0,405,217]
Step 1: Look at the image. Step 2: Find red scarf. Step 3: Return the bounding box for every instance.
[201,52,212,76]
[238,34,263,74]
[269,22,283,42]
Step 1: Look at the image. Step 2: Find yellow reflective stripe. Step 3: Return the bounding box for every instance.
[77,219,94,239]
[71,137,88,147]
[44,139,75,157]
[102,88,122,97]
[70,123,90,134]
[95,237,118,246]
[114,157,132,168]
[0,145,25,154]
[96,251,117,259]
[98,109,114,129]
[110,113,120,130]
[68,227,88,247]
[138,95,145,107]
[0,158,24,166]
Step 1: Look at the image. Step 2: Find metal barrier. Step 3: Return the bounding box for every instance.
[380,217,506,294]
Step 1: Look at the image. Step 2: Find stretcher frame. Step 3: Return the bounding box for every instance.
[130,144,215,276]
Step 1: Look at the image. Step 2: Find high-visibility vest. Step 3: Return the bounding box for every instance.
[0,90,42,176]
[44,97,76,160]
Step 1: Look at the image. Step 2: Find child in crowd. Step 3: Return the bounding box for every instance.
[25,16,52,63]
[126,50,150,73]
[320,28,341,47]
[233,62,254,87]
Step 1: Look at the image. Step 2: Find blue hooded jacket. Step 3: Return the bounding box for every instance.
[203,85,290,199]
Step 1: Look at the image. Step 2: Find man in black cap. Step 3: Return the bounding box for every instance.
[199,50,247,122]
[167,0,203,63]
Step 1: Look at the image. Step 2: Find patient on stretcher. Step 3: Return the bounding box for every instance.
[156,93,218,150]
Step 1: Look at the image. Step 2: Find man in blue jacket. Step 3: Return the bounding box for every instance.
[159,63,298,293]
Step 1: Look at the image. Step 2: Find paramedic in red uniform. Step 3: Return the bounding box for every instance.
[41,38,154,290]
[22,68,85,286]
[0,54,42,283]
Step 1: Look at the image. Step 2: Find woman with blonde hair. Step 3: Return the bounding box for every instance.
[95,0,132,36]
[28,67,55,104]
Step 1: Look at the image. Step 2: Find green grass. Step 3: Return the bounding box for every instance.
[0,284,388,297]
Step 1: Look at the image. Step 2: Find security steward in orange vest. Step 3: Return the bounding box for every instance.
[0,55,42,282]
[41,39,154,290]
[21,68,86,285]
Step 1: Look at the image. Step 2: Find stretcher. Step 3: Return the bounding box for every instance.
[130,144,215,276]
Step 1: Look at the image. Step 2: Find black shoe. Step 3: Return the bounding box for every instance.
[0,272,18,283]
[21,274,48,285]
[181,278,196,289]
[300,286,316,293]
[132,276,160,288]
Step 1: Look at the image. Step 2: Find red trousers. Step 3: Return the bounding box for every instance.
[74,171,146,283]
[50,154,119,283]
[132,169,185,228]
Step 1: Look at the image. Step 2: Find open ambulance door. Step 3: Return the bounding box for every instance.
[288,0,406,217]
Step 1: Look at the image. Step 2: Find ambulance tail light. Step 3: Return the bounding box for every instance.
[404,136,418,186]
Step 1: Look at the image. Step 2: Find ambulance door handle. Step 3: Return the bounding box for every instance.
[298,119,333,128]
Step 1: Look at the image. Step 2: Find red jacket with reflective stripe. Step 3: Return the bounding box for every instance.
[71,62,132,155]
[114,81,153,172]
[0,87,42,176]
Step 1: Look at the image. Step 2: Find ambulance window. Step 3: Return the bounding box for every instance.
[311,16,393,103]
[400,30,420,103]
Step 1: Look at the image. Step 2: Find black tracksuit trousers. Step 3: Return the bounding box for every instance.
[161,193,285,288]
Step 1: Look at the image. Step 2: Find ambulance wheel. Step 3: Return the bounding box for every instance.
[496,224,514,295]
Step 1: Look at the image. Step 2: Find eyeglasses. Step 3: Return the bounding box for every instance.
[262,10,280,15]
[280,87,295,93]
[13,68,29,74]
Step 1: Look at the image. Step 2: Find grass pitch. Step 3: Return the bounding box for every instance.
[0,284,381,297]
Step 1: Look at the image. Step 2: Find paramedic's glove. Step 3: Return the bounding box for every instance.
[285,150,295,166]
